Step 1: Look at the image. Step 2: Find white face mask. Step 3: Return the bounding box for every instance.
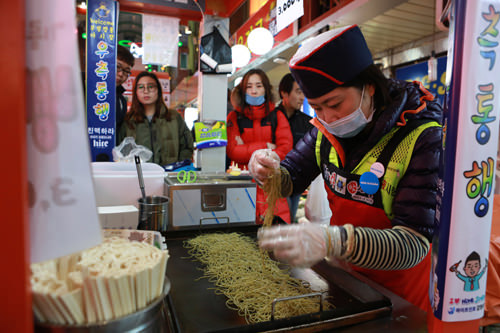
[317,86,374,138]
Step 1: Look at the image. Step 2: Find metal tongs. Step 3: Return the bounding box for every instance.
[134,155,146,200]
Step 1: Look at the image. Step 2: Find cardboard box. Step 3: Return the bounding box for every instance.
[98,205,139,229]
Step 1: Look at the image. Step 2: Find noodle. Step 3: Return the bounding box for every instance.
[184,233,331,324]
[262,169,281,227]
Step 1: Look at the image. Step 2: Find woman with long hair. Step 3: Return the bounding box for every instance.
[227,68,293,224]
[118,71,194,166]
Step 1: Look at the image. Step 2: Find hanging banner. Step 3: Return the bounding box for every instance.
[276,0,304,33]
[142,14,179,66]
[86,0,118,162]
[26,0,102,263]
[430,0,500,321]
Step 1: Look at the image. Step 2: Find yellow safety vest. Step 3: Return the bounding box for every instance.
[315,120,441,219]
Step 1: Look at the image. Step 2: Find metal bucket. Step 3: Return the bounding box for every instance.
[138,195,169,232]
[35,279,171,333]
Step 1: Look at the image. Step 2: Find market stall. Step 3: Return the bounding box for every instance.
[4,0,500,332]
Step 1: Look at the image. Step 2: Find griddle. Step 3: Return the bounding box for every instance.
[163,226,392,332]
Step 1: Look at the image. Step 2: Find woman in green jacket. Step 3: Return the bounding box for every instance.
[118,71,194,166]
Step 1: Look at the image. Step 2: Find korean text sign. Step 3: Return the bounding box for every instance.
[86,0,117,161]
[431,0,499,321]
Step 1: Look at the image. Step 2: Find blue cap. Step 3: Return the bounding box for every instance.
[289,25,373,99]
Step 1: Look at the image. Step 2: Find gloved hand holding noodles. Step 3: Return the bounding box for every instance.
[248,149,280,185]
[258,223,339,268]
[250,25,443,312]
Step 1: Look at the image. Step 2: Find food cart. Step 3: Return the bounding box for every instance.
[2,0,498,332]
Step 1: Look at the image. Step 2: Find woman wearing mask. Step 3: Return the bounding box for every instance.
[227,69,293,224]
[118,71,194,166]
[249,25,443,311]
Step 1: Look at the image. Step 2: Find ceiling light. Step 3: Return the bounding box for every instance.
[231,44,251,68]
[247,28,274,55]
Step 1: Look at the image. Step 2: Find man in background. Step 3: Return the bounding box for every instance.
[116,45,135,144]
[275,73,313,222]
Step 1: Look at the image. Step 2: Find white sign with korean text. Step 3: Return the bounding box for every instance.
[143,14,179,66]
[276,0,304,33]
[442,0,499,321]
[26,0,102,263]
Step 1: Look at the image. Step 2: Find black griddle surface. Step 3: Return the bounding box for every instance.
[165,228,391,332]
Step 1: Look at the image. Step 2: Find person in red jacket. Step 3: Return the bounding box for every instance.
[227,69,293,224]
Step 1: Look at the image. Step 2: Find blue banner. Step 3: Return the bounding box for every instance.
[395,56,448,107]
[86,0,117,161]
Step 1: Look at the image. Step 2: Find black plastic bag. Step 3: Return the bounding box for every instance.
[200,26,232,74]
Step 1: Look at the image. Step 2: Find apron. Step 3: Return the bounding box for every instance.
[328,193,431,311]
[312,117,436,311]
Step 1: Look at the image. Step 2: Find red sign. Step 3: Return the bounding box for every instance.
[232,0,294,64]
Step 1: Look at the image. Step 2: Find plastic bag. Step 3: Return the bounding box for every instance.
[200,26,232,74]
[112,137,152,163]
[304,175,331,225]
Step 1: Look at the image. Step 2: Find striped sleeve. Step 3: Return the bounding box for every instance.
[345,226,430,270]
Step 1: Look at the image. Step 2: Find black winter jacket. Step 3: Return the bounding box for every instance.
[116,85,128,144]
[281,79,443,240]
[275,103,314,147]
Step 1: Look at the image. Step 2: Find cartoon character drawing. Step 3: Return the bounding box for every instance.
[449,251,488,292]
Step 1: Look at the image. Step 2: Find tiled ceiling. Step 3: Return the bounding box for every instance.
[359,0,437,54]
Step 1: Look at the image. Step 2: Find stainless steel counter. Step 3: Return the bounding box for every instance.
[164,172,257,231]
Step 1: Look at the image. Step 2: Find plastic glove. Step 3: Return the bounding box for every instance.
[266,142,276,150]
[258,223,327,268]
[248,148,280,185]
